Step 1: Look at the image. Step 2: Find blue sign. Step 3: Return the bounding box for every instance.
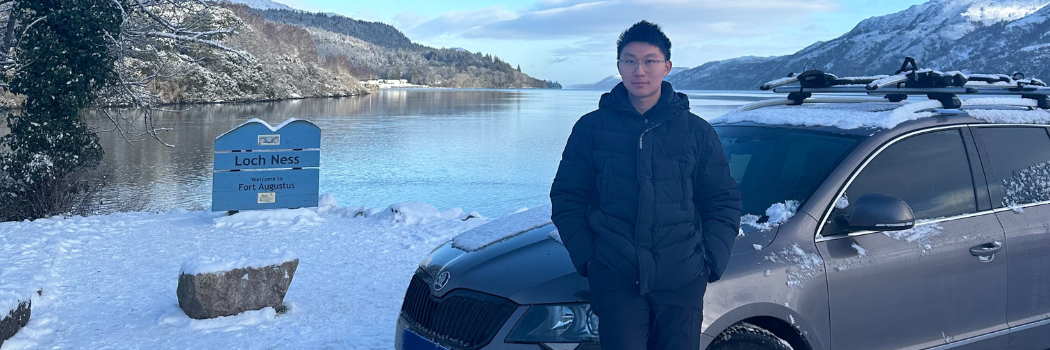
[212,118,321,212]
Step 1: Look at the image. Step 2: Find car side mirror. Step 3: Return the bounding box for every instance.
[833,193,915,233]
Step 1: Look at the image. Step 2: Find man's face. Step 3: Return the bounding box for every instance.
[618,42,671,100]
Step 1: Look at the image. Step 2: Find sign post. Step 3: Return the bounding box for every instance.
[212,118,320,212]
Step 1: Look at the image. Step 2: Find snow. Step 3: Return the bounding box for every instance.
[717,101,939,130]
[451,204,552,251]
[867,71,930,89]
[883,221,945,255]
[213,208,322,228]
[835,195,849,209]
[548,229,563,244]
[1008,204,1026,213]
[840,75,891,81]
[218,0,295,11]
[964,97,1040,107]
[850,243,868,257]
[721,95,1050,130]
[741,200,801,231]
[760,76,797,89]
[764,243,824,288]
[1008,8,1050,28]
[1020,43,1050,52]
[180,251,298,275]
[966,73,1012,81]
[1001,161,1050,208]
[753,244,763,251]
[961,2,1048,25]
[964,108,1050,124]
[0,194,488,349]
[0,290,28,318]
[834,243,872,272]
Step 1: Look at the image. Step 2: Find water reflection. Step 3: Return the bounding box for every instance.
[19,89,766,217]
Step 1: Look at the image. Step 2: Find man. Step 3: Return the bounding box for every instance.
[550,20,742,350]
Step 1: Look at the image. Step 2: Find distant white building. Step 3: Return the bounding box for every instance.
[362,79,427,89]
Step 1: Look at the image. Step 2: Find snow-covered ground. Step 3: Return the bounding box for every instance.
[0,195,493,349]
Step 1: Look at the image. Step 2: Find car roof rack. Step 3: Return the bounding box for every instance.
[754,57,1050,111]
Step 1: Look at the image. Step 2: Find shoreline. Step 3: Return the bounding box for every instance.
[0,89,375,112]
[0,86,572,112]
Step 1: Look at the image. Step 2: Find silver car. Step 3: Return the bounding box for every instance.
[396,70,1050,350]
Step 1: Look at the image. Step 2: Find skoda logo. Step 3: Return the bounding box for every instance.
[434,271,451,291]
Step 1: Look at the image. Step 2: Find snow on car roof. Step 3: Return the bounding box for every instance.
[713,100,941,130]
[715,97,1050,130]
[963,108,1050,124]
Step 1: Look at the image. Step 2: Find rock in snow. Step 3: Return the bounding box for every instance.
[0,299,31,347]
[177,258,298,319]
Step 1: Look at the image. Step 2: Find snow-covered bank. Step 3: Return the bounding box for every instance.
[0,195,491,349]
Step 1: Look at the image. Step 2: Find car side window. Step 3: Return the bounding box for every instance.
[833,129,977,223]
[974,127,1050,208]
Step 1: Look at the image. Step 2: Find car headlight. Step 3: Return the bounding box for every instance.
[506,303,599,343]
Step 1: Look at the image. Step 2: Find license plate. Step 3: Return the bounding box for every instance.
[402,329,450,350]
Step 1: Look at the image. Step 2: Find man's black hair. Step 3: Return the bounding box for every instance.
[616,20,671,60]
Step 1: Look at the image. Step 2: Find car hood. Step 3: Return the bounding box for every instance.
[419,222,589,305]
[415,205,778,306]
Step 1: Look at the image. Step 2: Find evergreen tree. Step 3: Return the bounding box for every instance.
[0,0,123,220]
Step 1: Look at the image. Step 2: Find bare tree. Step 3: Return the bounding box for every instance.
[0,0,250,145]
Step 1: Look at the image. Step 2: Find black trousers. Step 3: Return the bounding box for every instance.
[587,261,707,350]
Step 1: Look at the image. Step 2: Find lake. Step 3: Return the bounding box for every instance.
[83,88,773,217]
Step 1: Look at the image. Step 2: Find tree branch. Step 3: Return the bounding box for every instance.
[142,31,249,62]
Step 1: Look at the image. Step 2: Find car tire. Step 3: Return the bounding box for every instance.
[707,322,793,350]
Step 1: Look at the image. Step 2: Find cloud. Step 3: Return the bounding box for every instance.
[459,0,839,41]
[550,39,615,60]
[397,7,519,39]
[398,0,838,43]
[395,0,847,85]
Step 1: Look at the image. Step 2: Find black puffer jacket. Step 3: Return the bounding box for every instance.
[551,81,741,294]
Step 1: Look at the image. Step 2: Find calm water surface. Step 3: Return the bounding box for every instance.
[84,89,771,217]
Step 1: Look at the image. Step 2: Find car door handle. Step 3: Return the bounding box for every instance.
[969,242,1002,257]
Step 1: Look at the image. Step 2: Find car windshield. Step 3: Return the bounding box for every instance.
[715,126,864,216]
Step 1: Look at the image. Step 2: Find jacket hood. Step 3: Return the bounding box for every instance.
[598,81,690,123]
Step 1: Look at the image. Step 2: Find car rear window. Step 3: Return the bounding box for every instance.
[715,126,863,216]
[974,126,1050,208]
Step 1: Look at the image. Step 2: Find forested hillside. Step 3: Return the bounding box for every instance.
[126,4,367,105]
[253,8,558,89]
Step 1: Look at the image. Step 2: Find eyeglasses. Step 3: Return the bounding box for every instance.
[617,59,668,72]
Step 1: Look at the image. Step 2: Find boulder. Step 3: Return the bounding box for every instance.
[0,299,31,347]
[177,259,298,319]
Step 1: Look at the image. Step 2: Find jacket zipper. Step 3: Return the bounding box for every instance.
[639,119,663,149]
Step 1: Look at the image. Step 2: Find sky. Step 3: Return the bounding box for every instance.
[272,0,930,86]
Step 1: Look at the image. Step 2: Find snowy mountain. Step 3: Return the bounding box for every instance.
[669,0,1050,90]
[570,66,690,90]
[218,0,294,11]
[927,3,1050,76]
